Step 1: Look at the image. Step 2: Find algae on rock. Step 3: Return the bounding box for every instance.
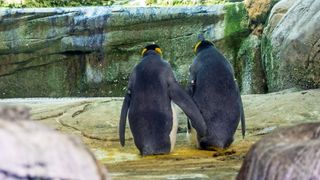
[219,2,250,88]
[0,5,251,97]
[238,34,267,94]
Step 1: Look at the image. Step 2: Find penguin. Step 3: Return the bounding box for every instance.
[119,44,207,156]
[187,36,246,150]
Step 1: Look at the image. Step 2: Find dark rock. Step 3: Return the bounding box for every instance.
[237,122,320,180]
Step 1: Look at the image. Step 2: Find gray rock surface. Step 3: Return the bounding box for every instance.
[262,0,320,91]
[237,122,320,180]
[0,4,249,97]
[0,105,109,180]
[265,0,296,33]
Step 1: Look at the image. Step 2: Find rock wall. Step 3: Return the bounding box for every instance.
[238,0,320,93]
[1,0,318,97]
[237,0,279,94]
[0,4,249,97]
[262,0,320,92]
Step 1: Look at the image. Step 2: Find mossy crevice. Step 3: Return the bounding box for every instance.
[223,2,250,90]
[238,35,267,94]
[261,33,279,92]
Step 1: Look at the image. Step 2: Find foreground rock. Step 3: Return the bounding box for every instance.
[0,4,249,98]
[262,0,320,91]
[237,122,320,180]
[1,89,319,179]
[0,105,109,180]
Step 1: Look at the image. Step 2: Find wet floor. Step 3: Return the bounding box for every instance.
[91,133,255,180]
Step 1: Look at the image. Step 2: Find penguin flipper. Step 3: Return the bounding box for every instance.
[239,96,246,139]
[235,79,245,138]
[186,79,195,133]
[119,93,131,146]
[167,69,206,137]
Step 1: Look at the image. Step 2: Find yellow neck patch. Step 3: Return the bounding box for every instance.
[141,48,147,56]
[194,41,202,53]
[141,47,163,56]
[155,47,162,56]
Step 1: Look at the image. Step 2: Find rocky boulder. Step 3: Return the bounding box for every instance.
[0,4,249,98]
[0,105,109,180]
[262,0,320,92]
[237,122,320,180]
[264,0,296,33]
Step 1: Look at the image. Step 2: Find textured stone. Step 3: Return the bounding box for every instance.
[262,0,320,91]
[244,0,279,36]
[265,0,296,32]
[237,122,320,180]
[0,5,249,97]
[0,105,109,180]
[244,0,279,24]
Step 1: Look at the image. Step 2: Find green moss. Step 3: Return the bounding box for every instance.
[147,0,242,6]
[0,0,244,7]
[223,2,250,90]
[238,35,267,94]
[25,0,114,7]
[261,33,277,91]
[224,3,249,52]
[0,0,114,8]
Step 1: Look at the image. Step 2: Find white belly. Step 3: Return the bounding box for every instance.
[169,103,178,152]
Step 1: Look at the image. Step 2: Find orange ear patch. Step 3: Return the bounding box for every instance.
[155,47,162,56]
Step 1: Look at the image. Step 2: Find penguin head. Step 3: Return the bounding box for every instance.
[141,44,163,57]
[193,40,214,54]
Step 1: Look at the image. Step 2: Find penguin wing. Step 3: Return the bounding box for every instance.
[234,80,246,139]
[187,64,196,97]
[166,67,207,137]
[186,64,197,132]
[119,67,136,146]
[239,95,246,138]
[119,93,131,146]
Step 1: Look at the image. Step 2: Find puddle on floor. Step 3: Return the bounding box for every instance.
[91,147,140,163]
[89,133,252,179]
[91,133,213,163]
